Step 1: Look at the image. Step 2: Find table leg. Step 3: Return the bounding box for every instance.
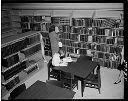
[81,80,84,97]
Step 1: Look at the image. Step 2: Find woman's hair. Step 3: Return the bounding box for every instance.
[49,25,55,32]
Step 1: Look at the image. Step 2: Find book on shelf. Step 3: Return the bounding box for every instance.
[70,33,79,41]
[20,16,29,22]
[66,46,74,53]
[88,35,92,42]
[21,43,41,57]
[30,23,41,31]
[1,38,28,58]
[86,49,92,56]
[23,63,39,74]
[62,25,71,33]
[2,75,20,91]
[79,49,87,55]
[78,34,88,42]
[26,34,41,46]
[90,43,96,51]
[21,22,30,29]
[2,60,27,81]
[33,16,42,22]
[87,43,92,50]
[97,52,104,59]
[2,53,20,68]
[72,18,92,27]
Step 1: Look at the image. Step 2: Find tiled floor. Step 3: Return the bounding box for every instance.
[24,56,124,99]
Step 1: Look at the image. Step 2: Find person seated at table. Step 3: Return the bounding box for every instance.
[52,49,68,66]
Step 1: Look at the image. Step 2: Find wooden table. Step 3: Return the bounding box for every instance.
[15,80,75,99]
[53,56,99,97]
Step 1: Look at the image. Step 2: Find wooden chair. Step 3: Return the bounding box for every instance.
[83,65,101,94]
[46,80,63,88]
[9,83,26,99]
[60,71,78,90]
[47,59,60,80]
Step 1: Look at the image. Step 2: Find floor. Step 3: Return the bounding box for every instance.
[24,56,124,99]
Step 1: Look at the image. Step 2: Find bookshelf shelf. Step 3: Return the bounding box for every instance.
[1,31,45,99]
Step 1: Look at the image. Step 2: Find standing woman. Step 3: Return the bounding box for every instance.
[49,25,60,56]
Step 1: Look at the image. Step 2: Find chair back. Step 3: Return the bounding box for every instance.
[60,71,77,90]
[9,83,26,99]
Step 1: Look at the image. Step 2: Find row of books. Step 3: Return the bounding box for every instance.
[93,58,120,69]
[60,39,123,54]
[60,26,123,37]
[93,27,123,37]
[21,16,45,22]
[21,43,41,58]
[62,45,122,63]
[2,34,41,58]
[27,34,41,46]
[51,17,70,25]
[2,75,20,91]
[1,39,28,58]
[2,53,20,68]
[60,34,123,46]
[72,18,93,27]
[71,27,89,34]
[21,22,30,29]
[2,61,27,81]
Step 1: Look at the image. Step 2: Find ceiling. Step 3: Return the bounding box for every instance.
[2,3,123,10]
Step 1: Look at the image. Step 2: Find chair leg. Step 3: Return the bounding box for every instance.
[98,88,101,94]
[81,80,84,97]
[77,81,78,90]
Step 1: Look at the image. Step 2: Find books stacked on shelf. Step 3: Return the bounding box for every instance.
[23,63,39,74]
[21,43,41,58]
[26,34,40,46]
[21,22,30,30]
[62,25,71,33]
[30,23,41,31]
[79,49,87,55]
[78,34,88,42]
[70,33,79,41]
[20,16,29,22]
[59,32,70,39]
[51,17,70,25]
[96,36,106,44]
[97,52,104,59]
[106,37,115,44]
[1,38,28,58]
[91,43,97,51]
[93,19,104,27]
[66,46,74,53]
[33,16,42,22]
[2,53,20,68]
[87,43,92,50]
[72,18,93,27]
[2,60,27,81]
[2,75,20,91]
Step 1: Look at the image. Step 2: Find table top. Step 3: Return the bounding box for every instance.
[15,80,75,99]
[53,56,99,79]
